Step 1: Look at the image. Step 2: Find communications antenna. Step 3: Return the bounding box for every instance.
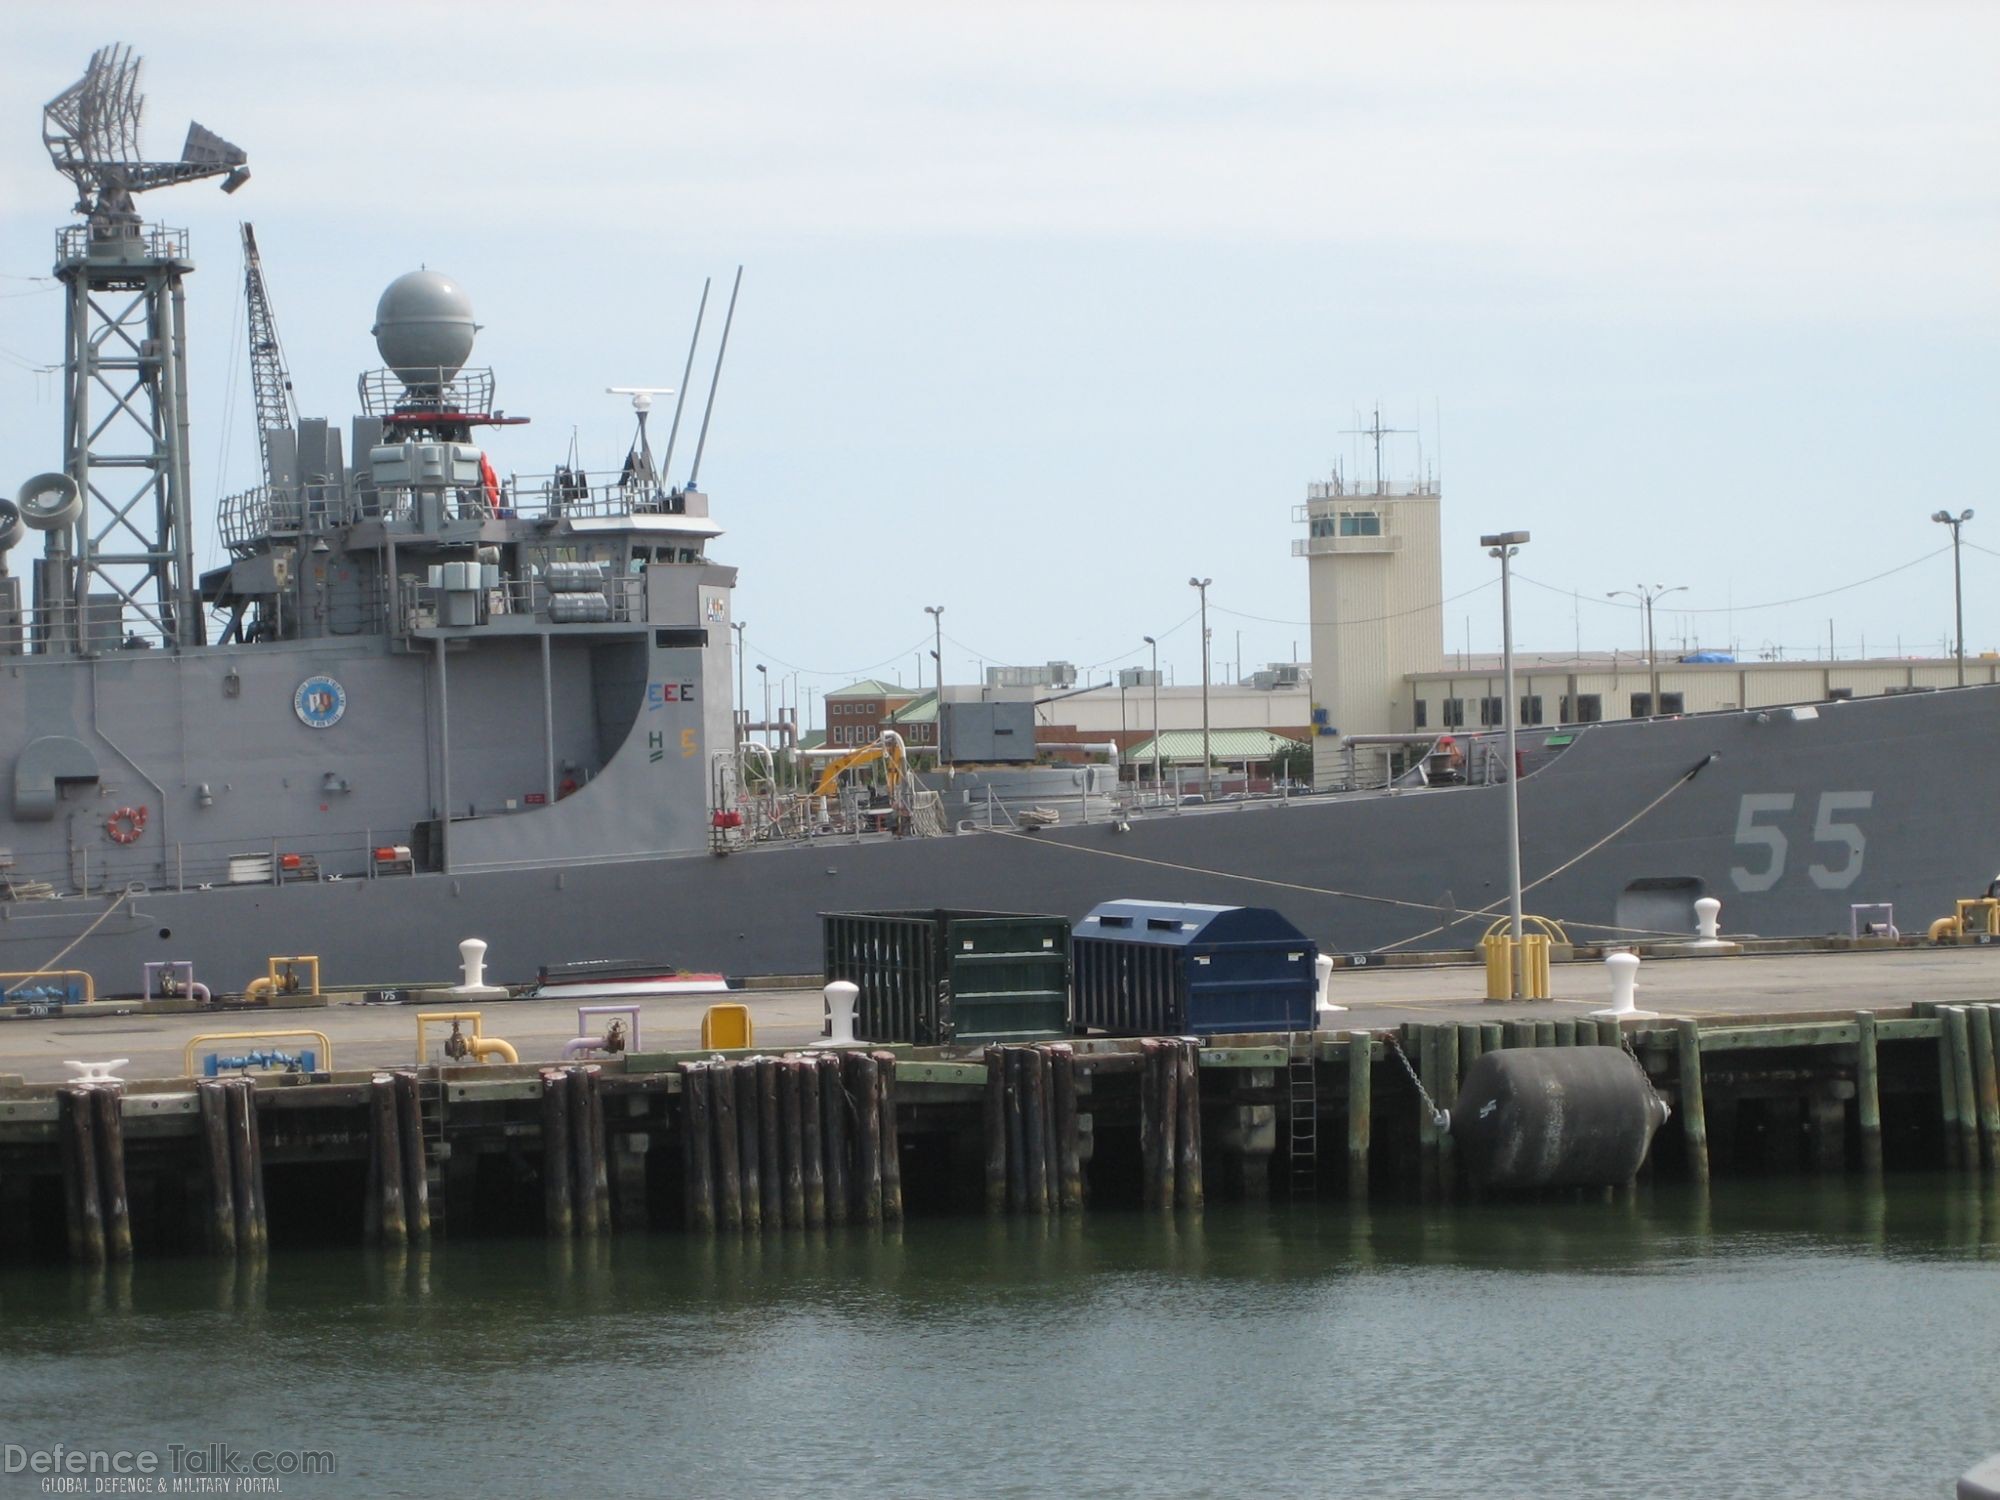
[1339,404,1412,495]
[606,387,675,488]
[41,44,249,651]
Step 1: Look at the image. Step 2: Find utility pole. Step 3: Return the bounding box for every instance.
[1607,585,1686,714]
[1143,635,1162,799]
[1933,509,1974,686]
[1483,531,1529,999]
[1189,578,1213,801]
[755,663,770,752]
[925,604,945,762]
[732,619,747,746]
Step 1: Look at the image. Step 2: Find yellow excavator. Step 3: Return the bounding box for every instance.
[811,730,908,798]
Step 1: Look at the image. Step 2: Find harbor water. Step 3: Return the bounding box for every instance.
[2,1179,1997,1499]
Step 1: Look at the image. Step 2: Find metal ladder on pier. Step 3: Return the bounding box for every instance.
[1285,1031,1318,1196]
[420,1074,447,1235]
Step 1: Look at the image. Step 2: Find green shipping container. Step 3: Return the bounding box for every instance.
[821,909,1071,1046]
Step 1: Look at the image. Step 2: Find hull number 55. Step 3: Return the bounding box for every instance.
[1730,791,1874,893]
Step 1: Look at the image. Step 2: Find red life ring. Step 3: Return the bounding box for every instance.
[105,805,148,844]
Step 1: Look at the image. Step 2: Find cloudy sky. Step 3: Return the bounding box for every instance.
[3,1,1994,709]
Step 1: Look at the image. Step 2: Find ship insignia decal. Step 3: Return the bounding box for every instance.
[294,675,348,729]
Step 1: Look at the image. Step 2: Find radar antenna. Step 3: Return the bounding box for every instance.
[38,45,250,653]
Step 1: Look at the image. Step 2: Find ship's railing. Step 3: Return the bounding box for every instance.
[56,222,189,263]
[500,473,692,522]
[3,598,174,655]
[402,574,646,629]
[217,481,351,554]
[1304,479,1437,500]
[357,368,497,419]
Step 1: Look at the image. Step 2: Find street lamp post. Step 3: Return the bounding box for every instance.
[755,663,770,753]
[1606,585,1687,714]
[924,604,945,762]
[1142,635,1162,799]
[1932,509,1974,686]
[1188,579,1212,802]
[1482,532,1530,999]
[731,619,747,746]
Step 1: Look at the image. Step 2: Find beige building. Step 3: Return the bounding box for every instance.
[1408,652,2000,731]
[1294,475,1443,781]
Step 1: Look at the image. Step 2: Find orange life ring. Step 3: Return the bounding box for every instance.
[479,453,502,515]
[105,805,147,844]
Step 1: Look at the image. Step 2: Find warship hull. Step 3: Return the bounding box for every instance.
[3,682,1992,990]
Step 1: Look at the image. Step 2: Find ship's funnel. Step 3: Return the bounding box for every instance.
[372,270,478,388]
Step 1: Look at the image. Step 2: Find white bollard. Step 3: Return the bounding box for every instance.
[814,980,861,1048]
[1693,898,1721,942]
[1590,949,1655,1019]
[451,937,507,1000]
[63,1059,129,1083]
[1313,953,1346,1024]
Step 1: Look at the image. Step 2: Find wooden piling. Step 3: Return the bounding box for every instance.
[849,1051,882,1224]
[1174,1040,1203,1211]
[567,1066,601,1236]
[1854,1011,1883,1174]
[1415,1026,1440,1195]
[1154,1039,1180,1210]
[1021,1044,1050,1214]
[539,1069,573,1238]
[1968,1003,2000,1169]
[371,1075,407,1248]
[682,1062,717,1234]
[736,1062,763,1232]
[756,1057,784,1227]
[1508,1019,1535,1049]
[1938,1011,1964,1168]
[1050,1044,1083,1213]
[1458,1022,1484,1069]
[1436,1024,1459,1186]
[91,1086,132,1263]
[873,1051,903,1222]
[779,1058,806,1228]
[585,1066,612,1232]
[1944,1007,1981,1167]
[799,1057,825,1228]
[1038,1048,1061,1216]
[1674,1018,1709,1184]
[1345,1033,1371,1201]
[1595,1018,1622,1049]
[711,1061,742,1230]
[1554,1019,1577,1047]
[1004,1047,1029,1213]
[62,1087,105,1267]
[196,1079,236,1253]
[982,1046,1008,1214]
[1534,1020,1558,1049]
[817,1053,848,1227]
[1482,1022,1506,1054]
[394,1072,430,1244]
[227,1078,267,1255]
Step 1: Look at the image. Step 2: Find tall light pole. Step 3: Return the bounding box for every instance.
[1142,634,1162,798]
[1933,509,1974,686]
[731,619,748,746]
[924,604,945,761]
[1482,531,1530,999]
[755,663,770,752]
[1189,578,1212,801]
[1607,584,1686,715]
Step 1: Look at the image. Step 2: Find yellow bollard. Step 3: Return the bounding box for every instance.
[1481,918,1564,1001]
[700,1003,755,1050]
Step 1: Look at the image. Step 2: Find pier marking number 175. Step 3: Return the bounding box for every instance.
[1730,791,1874,893]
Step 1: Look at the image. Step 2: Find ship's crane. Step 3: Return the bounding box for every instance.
[240,222,297,488]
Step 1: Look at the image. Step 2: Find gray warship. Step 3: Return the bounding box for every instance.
[3,48,1995,995]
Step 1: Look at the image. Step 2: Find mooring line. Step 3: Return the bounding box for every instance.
[0,886,135,1000]
[983,753,1716,952]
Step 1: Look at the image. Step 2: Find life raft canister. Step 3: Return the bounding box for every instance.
[105,805,148,844]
